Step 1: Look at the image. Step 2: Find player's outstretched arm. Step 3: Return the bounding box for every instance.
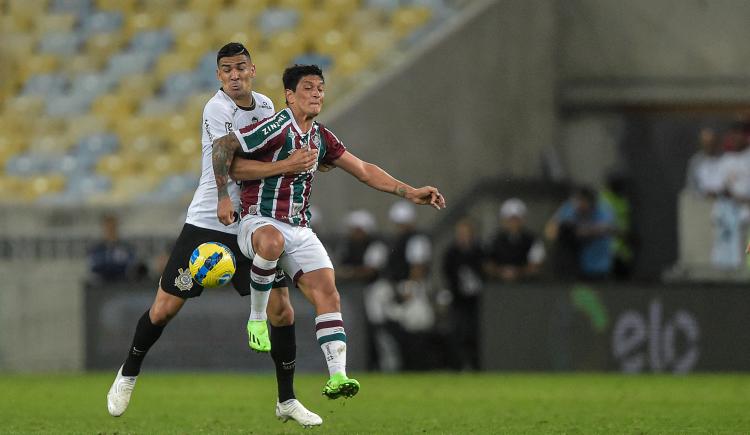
[332,151,446,210]
[230,148,318,181]
[212,133,242,225]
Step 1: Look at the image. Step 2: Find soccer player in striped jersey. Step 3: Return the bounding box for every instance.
[211,64,446,399]
[107,44,322,426]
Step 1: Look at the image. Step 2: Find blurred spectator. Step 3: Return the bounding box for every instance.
[441,218,484,370]
[335,210,388,283]
[377,200,439,370]
[484,198,545,282]
[545,186,616,280]
[385,200,432,282]
[685,127,723,197]
[87,214,145,285]
[601,172,636,280]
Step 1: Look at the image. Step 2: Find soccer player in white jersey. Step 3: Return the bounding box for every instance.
[212,64,446,399]
[107,44,322,427]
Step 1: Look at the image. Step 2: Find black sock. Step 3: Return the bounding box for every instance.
[269,323,296,402]
[122,310,165,376]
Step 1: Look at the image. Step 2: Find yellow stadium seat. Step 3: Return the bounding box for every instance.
[312,29,350,57]
[96,0,137,13]
[34,13,77,34]
[224,0,270,9]
[92,94,137,126]
[155,52,199,81]
[21,175,66,202]
[124,12,166,38]
[113,116,160,143]
[332,50,366,77]
[356,28,396,61]
[85,32,126,59]
[0,14,32,33]
[298,10,339,39]
[8,0,47,21]
[168,11,208,38]
[277,0,314,12]
[139,0,181,14]
[211,8,258,38]
[187,0,225,16]
[17,54,59,82]
[118,73,159,101]
[3,95,45,118]
[28,134,74,154]
[322,0,361,19]
[88,173,159,204]
[342,8,386,34]
[36,117,68,136]
[3,33,37,61]
[63,53,106,74]
[175,31,215,57]
[266,30,304,65]
[65,114,109,142]
[390,6,432,38]
[251,52,285,76]
[213,29,263,54]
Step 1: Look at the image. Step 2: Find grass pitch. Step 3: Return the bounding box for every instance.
[0,372,748,434]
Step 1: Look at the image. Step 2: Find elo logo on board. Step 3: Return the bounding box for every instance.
[611,299,700,374]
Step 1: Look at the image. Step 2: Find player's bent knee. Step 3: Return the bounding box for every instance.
[253,227,285,259]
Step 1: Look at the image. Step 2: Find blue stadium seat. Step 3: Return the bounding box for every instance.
[46,93,92,117]
[106,51,155,79]
[51,0,92,16]
[82,10,123,35]
[139,96,179,116]
[22,74,69,96]
[5,153,54,176]
[130,29,173,55]
[139,173,199,202]
[258,8,299,35]
[69,72,116,96]
[161,71,201,102]
[366,0,400,11]
[38,32,83,56]
[74,133,119,157]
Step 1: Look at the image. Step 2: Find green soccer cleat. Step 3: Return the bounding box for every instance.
[322,373,360,399]
[247,319,271,352]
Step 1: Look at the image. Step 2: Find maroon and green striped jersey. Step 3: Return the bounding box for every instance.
[233,108,346,227]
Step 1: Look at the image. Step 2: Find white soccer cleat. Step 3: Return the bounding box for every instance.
[107,365,137,417]
[275,399,323,427]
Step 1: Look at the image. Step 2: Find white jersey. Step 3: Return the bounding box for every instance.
[185,89,275,234]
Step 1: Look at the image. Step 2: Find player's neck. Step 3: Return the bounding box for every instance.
[290,106,314,133]
[233,93,253,108]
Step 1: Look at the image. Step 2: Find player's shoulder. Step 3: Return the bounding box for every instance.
[316,122,344,145]
[251,91,275,112]
[203,90,233,116]
[238,108,292,135]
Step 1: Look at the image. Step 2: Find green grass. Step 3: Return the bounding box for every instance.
[0,372,749,434]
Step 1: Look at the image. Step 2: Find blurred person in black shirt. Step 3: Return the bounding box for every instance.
[87,214,144,285]
[485,198,545,282]
[441,217,484,370]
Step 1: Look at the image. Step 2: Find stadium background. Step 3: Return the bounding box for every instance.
[2,0,750,432]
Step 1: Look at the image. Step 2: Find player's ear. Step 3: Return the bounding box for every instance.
[285,89,294,106]
[216,68,221,83]
[249,63,256,78]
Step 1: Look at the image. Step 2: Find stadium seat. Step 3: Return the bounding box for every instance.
[106,51,155,80]
[365,0,399,11]
[64,53,106,74]
[139,96,181,117]
[391,6,432,38]
[45,93,92,117]
[266,30,305,65]
[332,51,366,77]
[312,29,350,56]
[175,32,215,59]
[277,0,315,12]
[66,117,110,142]
[258,8,299,35]
[167,11,208,38]
[297,10,339,40]
[124,12,167,38]
[74,133,119,158]
[85,32,126,59]
[322,0,361,19]
[50,0,91,16]
[116,73,159,101]
[38,31,84,56]
[69,72,116,97]
[129,29,173,56]
[34,13,78,33]
[91,94,136,125]
[187,0,225,16]
[155,52,200,81]
[21,74,68,97]
[8,0,49,21]
[95,0,136,13]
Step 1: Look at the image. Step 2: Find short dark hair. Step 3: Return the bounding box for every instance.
[216,42,250,65]
[282,64,324,93]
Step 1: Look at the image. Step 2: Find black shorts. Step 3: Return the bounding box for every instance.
[161,223,289,299]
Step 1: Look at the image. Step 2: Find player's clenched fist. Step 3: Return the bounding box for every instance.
[217,196,236,226]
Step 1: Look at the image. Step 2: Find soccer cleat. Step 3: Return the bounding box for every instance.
[247,319,271,352]
[275,399,323,427]
[322,373,360,399]
[107,365,137,417]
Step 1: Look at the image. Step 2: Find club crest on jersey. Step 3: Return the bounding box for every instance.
[312,131,321,148]
[225,122,233,133]
[248,205,259,215]
[175,268,193,291]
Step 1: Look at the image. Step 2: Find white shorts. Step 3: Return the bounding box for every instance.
[237,215,333,284]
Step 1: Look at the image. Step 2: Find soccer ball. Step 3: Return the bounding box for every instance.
[189,242,236,288]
